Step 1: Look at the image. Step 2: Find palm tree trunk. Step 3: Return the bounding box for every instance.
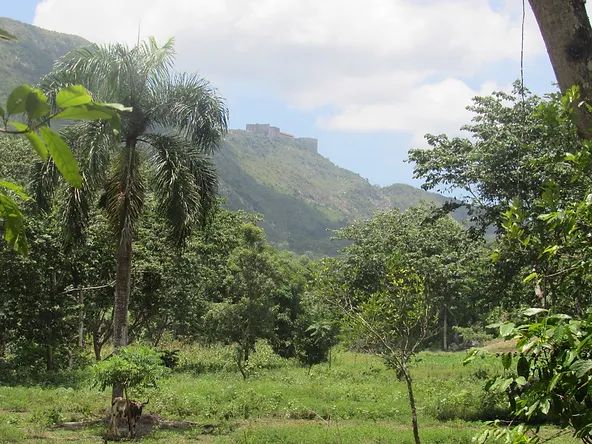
[112,234,133,398]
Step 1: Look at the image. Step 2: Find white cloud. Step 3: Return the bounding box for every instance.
[33,0,546,140]
[319,79,505,145]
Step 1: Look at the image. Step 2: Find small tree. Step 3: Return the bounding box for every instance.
[321,256,438,444]
[203,225,279,379]
[294,320,338,372]
[92,345,168,400]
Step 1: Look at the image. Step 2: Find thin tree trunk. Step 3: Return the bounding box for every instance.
[442,304,448,351]
[71,267,85,348]
[403,364,421,444]
[46,345,54,372]
[237,348,247,380]
[93,331,102,361]
[112,234,133,398]
[529,0,592,138]
[78,288,85,347]
[0,336,4,360]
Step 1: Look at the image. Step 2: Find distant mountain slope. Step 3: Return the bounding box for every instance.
[0,17,456,256]
[0,17,89,101]
[216,130,451,254]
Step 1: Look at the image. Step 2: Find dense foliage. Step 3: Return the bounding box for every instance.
[0,83,125,253]
[330,204,490,349]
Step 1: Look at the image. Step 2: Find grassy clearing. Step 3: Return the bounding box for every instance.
[0,344,578,443]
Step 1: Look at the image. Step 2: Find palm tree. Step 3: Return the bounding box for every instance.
[39,38,227,392]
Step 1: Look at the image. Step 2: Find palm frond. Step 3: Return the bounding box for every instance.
[40,43,134,103]
[101,146,145,245]
[143,133,218,246]
[149,73,228,153]
[30,159,59,212]
[61,122,117,189]
[140,37,175,80]
[60,181,92,250]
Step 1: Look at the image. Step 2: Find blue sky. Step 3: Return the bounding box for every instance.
[4,0,559,190]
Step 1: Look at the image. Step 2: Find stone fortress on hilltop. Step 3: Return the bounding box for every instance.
[245,123,318,153]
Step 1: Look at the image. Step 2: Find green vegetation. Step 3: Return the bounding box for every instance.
[2,9,592,444]
[0,17,455,257]
[0,346,578,443]
[0,83,126,253]
[38,37,228,399]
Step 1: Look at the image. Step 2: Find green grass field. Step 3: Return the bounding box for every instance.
[0,345,578,443]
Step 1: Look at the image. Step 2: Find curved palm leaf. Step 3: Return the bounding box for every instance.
[150,73,228,152]
[30,159,59,212]
[60,181,91,250]
[61,121,118,189]
[101,147,145,245]
[143,133,217,245]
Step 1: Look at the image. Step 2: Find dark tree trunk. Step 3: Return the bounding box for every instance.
[112,234,133,398]
[442,304,448,351]
[402,364,421,444]
[46,345,54,372]
[78,288,85,348]
[93,331,103,361]
[529,0,592,138]
[237,348,247,380]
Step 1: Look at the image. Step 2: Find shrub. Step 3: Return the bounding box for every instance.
[294,321,338,370]
[159,349,180,369]
[451,325,493,349]
[92,345,169,397]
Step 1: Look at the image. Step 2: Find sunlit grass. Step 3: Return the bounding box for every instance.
[0,345,578,443]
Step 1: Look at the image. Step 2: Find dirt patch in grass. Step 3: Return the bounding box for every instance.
[54,414,220,441]
[482,339,517,353]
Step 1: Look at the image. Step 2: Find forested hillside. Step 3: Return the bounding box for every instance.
[0,17,88,101]
[218,129,449,254]
[0,17,451,255]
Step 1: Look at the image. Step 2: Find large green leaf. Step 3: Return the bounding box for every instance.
[25,87,50,120]
[0,192,27,254]
[39,127,82,188]
[0,180,30,201]
[570,360,592,378]
[8,121,49,160]
[6,84,34,115]
[56,85,93,108]
[499,322,516,338]
[55,103,118,121]
[523,308,548,317]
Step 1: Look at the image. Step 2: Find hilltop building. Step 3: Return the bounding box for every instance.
[245,123,318,153]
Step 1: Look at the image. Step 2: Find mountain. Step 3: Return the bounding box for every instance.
[0,17,89,101]
[0,17,455,256]
[216,127,450,255]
